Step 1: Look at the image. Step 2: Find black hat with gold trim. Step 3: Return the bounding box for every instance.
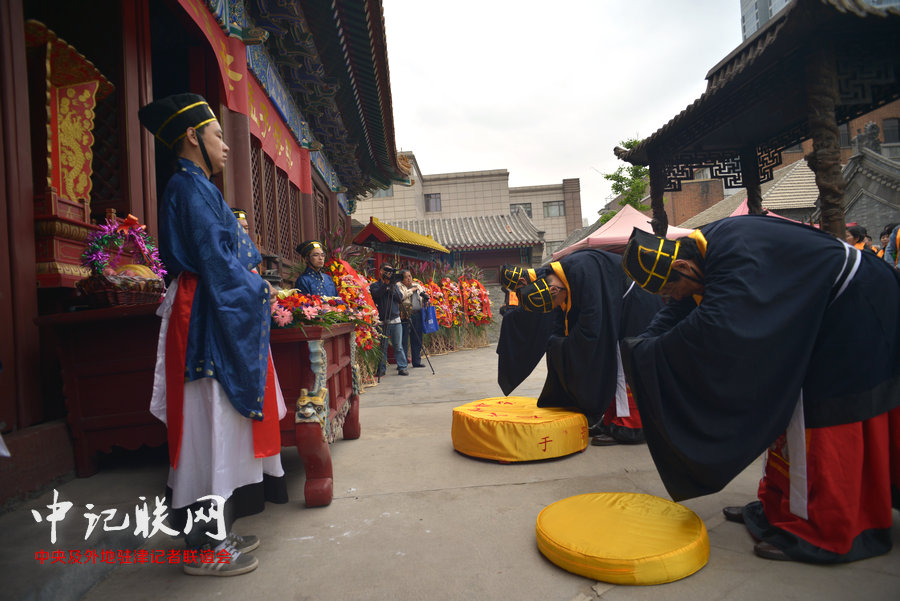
[296,240,324,259]
[499,265,524,291]
[137,93,217,149]
[622,228,681,294]
[518,278,555,313]
[231,208,248,220]
[499,264,538,291]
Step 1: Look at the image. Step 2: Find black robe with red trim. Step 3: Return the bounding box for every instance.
[497,250,661,418]
[623,215,900,501]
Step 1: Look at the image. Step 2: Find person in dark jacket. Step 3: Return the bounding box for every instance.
[369,263,408,376]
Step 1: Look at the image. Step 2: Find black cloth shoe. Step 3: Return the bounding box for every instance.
[590,433,619,446]
[412,364,425,368]
[722,506,745,524]
[753,541,792,561]
[587,422,609,437]
[398,368,409,376]
[608,425,645,445]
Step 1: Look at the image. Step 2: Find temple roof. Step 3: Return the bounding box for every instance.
[386,208,545,251]
[354,217,450,254]
[615,0,900,191]
[249,0,407,198]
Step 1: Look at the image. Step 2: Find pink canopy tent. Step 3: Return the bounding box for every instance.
[553,205,694,260]
[730,198,795,220]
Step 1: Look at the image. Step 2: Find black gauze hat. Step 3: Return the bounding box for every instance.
[519,278,555,313]
[296,240,324,258]
[137,93,217,149]
[621,227,681,294]
[499,265,525,291]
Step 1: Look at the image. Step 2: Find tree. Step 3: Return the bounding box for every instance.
[602,138,650,218]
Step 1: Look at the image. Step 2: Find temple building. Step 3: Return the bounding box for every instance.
[0,0,408,503]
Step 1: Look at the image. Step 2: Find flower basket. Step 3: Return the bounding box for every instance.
[76,274,165,307]
[77,214,167,307]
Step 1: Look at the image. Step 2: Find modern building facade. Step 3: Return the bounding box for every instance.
[359,151,582,262]
[741,0,900,39]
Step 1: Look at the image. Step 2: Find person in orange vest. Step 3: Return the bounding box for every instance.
[876,223,896,259]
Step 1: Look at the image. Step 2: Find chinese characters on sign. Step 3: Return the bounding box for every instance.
[30,490,226,545]
[34,548,232,565]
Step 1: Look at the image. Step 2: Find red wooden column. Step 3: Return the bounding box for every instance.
[299,148,315,241]
[221,107,253,214]
[120,0,156,234]
[0,0,42,429]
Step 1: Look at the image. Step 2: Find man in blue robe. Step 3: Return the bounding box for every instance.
[140,93,287,576]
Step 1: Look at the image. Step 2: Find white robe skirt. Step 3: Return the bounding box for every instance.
[150,278,285,509]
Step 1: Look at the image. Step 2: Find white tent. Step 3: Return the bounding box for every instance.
[552,205,694,260]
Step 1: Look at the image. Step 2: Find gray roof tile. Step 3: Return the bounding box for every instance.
[386,208,544,251]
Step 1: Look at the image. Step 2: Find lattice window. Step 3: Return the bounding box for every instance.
[263,157,278,254]
[314,187,328,241]
[251,140,263,246]
[289,185,302,262]
[276,169,291,260]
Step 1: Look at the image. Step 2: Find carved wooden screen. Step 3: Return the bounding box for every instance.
[263,158,277,253]
[251,139,263,246]
[288,185,302,262]
[250,138,302,263]
[314,186,328,242]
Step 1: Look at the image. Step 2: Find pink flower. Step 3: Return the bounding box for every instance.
[273,306,293,327]
[302,306,318,320]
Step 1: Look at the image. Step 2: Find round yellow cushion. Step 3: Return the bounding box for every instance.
[536,493,709,585]
[451,396,588,462]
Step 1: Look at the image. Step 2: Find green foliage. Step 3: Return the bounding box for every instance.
[599,210,617,225]
[604,138,651,212]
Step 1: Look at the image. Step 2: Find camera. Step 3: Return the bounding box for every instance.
[380,266,402,285]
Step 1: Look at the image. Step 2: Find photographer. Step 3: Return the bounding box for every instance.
[369,263,409,376]
[398,270,428,368]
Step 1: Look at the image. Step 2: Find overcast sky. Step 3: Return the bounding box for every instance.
[381,0,744,222]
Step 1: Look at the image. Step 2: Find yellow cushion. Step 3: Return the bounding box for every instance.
[451,396,588,462]
[536,493,709,585]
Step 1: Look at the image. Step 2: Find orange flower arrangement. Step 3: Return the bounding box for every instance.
[460,278,493,326]
[441,277,463,326]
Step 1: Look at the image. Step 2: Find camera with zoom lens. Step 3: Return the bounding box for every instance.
[381,266,402,285]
